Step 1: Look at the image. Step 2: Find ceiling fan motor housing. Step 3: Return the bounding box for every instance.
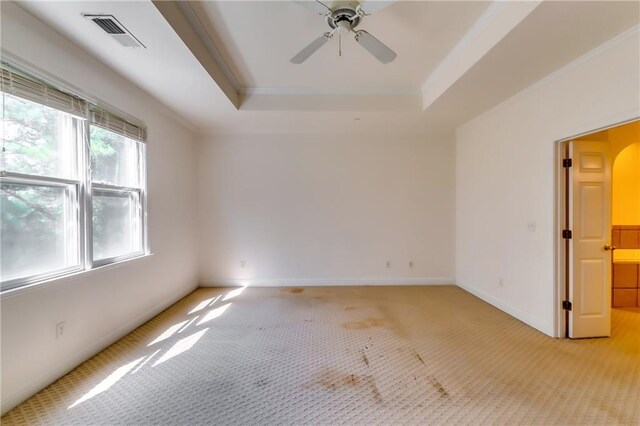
[327,8,361,30]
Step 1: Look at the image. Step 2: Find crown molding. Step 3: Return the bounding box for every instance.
[239,86,419,96]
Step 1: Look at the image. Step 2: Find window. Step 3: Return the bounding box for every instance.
[1,65,147,292]
[90,126,145,264]
[1,91,84,286]
[1,181,79,282]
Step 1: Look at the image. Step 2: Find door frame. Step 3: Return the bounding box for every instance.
[554,116,640,338]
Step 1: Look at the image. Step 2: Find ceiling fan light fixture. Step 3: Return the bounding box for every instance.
[336,20,352,34]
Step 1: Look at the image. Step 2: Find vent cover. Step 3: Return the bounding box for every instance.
[92,17,125,34]
[83,14,146,48]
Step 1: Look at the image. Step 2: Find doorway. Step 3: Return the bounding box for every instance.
[556,119,640,339]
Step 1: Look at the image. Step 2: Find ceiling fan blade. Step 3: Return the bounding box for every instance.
[354,30,396,63]
[358,0,396,15]
[291,34,331,64]
[293,0,331,15]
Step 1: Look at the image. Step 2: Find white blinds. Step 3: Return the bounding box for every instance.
[0,66,87,118]
[90,107,147,143]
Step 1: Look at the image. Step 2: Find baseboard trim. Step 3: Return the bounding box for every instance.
[199,277,454,287]
[0,283,197,416]
[456,281,553,337]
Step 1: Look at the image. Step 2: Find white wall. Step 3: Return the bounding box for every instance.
[198,133,455,286]
[0,3,200,413]
[455,27,640,336]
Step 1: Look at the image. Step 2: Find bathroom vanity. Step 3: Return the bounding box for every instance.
[612,226,640,308]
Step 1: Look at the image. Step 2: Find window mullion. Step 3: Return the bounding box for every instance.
[82,109,93,271]
[140,143,148,254]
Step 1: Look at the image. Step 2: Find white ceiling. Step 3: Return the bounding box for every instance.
[192,1,490,91]
[419,0,640,132]
[13,1,640,135]
[16,0,237,130]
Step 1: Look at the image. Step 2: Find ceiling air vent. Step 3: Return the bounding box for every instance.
[83,14,146,48]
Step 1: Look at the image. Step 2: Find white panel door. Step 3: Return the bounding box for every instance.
[569,140,612,338]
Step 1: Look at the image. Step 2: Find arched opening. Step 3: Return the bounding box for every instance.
[610,123,640,308]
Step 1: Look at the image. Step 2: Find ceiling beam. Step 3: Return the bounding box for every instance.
[420,0,542,111]
[152,0,240,109]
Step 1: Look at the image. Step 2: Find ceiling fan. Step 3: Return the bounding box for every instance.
[291,0,397,64]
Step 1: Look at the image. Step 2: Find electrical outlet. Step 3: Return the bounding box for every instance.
[527,221,536,232]
[499,278,504,288]
[56,321,65,339]
[240,260,246,269]
[409,261,414,268]
[385,260,391,269]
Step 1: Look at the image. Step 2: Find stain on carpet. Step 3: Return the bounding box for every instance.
[362,351,370,367]
[342,318,387,330]
[310,370,383,404]
[427,375,449,397]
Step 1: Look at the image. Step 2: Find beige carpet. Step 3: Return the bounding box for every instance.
[2,286,639,425]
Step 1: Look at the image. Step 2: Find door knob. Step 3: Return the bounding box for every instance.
[604,244,616,251]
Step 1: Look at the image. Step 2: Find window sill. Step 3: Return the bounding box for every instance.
[0,253,154,300]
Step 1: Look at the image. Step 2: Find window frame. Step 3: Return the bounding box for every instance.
[0,173,84,290]
[1,68,148,293]
[90,171,146,267]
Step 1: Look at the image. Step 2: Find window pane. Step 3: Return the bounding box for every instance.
[90,127,140,187]
[1,93,78,179]
[1,182,79,283]
[92,190,141,261]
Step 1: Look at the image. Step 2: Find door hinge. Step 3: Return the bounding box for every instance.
[563,158,572,168]
[562,300,572,311]
[562,229,572,239]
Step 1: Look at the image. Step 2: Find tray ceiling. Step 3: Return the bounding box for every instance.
[12,1,640,135]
